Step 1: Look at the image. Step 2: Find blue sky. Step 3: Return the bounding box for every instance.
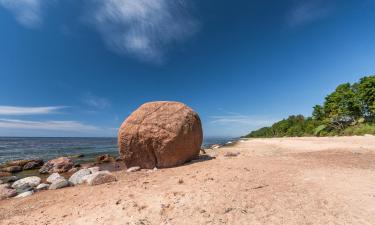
[0,0,374,137]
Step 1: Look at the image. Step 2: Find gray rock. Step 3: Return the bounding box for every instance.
[23,161,42,170]
[0,185,17,199]
[0,180,3,184]
[15,190,33,198]
[16,185,33,194]
[126,166,141,173]
[49,177,69,190]
[11,176,41,189]
[69,169,91,185]
[1,176,18,183]
[88,167,100,174]
[46,173,62,183]
[84,171,116,186]
[36,183,50,191]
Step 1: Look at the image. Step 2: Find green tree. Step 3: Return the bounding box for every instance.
[357,76,375,119]
[312,105,324,121]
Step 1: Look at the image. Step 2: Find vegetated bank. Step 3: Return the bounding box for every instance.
[245,75,375,138]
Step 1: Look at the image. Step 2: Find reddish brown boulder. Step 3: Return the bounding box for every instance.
[118,101,203,169]
[39,157,73,174]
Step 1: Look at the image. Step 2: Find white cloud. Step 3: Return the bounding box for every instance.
[0,0,44,28]
[210,114,278,127]
[287,1,331,28]
[82,93,111,109]
[87,0,199,62]
[0,118,98,131]
[0,106,65,115]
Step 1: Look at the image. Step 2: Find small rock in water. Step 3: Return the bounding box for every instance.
[36,183,50,191]
[47,173,63,183]
[49,177,69,190]
[1,166,22,173]
[23,161,43,170]
[15,190,34,198]
[84,171,116,186]
[11,176,41,189]
[96,154,113,164]
[69,169,91,185]
[126,166,141,173]
[39,157,73,174]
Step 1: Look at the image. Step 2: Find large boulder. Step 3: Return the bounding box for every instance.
[11,176,41,189]
[83,171,116,186]
[118,101,203,169]
[39,157,73,174]
[69,169,91,185]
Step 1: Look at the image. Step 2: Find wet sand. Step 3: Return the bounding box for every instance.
[1,136,375,225]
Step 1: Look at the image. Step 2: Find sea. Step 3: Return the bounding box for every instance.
[0,136,237,164]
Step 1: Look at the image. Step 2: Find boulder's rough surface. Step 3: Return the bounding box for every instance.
[11,176,41,189]
[49,177,69,190]
[84,171,116,186]
[88,167,100,174]
[15,191,33,198]
[39,157,73,174]
[0,185,17,199]
[118,101,203,169]
[46,173,63,183]
[69,169,91,185]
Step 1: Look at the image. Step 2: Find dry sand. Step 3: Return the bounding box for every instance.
[1,136,375,225]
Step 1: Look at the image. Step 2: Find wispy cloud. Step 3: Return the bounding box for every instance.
[286,1,331,28]
[0,106,65,115]
[86,0,199,63]
[0,0,45,28]
[210,114,278,127]
[82,93,110,109]
[0,119,98,131]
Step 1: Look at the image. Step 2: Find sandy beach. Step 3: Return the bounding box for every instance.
[1,136,375,225]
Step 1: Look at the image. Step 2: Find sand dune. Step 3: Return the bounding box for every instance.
[1,136,375,225]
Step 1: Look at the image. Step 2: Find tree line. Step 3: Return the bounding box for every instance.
[245,75,375,138]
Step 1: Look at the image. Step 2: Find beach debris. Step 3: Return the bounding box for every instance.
[84,171,116,186]
[36,183,50,191]
[49,177,69,190]
[39,157,73,174]
[47,173,63,183]
[69,169,91,185]
[88,167,100,174]
[224,152,240,157]
[96,154,113,164]
[118,101,203,169]
[1,166,22,173]
[15,190,34,198]
[252,185,269,190]
[23,161,43,170]
[127,166,141,173]
[178,178,184,184]
[11,176,41,189]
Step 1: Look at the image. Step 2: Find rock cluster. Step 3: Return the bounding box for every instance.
[118,101,203,169]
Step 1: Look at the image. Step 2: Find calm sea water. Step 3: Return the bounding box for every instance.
[0,137,236,164]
